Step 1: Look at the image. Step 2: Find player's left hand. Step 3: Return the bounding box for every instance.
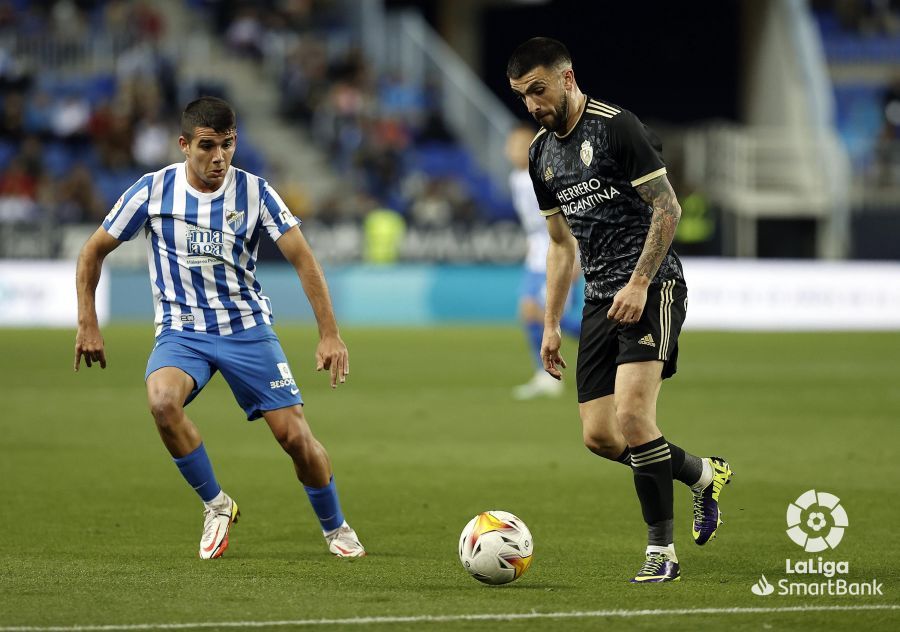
[316,334,349,389]
[74,324,107,371]
[607,282,648,324]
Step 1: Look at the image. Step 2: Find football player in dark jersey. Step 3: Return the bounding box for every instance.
[508,37,733,583]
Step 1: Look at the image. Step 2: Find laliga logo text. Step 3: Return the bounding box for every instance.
[750,490,883,597]
[786,489,847,552]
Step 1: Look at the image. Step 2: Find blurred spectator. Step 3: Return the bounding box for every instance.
[280,37,330,123]
[226,6,265,61]
[0,1,16,32]
[18,135,45,180]
[50,0,88,39]
[407,177,476,228]
[92,106,135,170]
[0,156,39,222]
[52,163,106,223]
[0,48,31,93]
[409,178,454,227]
[132,107,173,169]
[0,92,25,141]
[834,0,900,35]
[133,0,165,41]
[23,91,54,138]
[364,207,406,264]
[876,74,900,184]
[51,95,91,142]
[117,39,178,115]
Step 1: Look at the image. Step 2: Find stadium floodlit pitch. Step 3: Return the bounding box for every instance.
[1,325,898,631]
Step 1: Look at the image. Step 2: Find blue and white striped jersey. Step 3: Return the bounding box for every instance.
[103,162,299,336]
[510,168,550,273]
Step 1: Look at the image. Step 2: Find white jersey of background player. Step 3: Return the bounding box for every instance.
[507,125,582,400]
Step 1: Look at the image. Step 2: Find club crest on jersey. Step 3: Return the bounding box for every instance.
[580,140,593,167]
[544,165,554,182]
[225,209,245,230]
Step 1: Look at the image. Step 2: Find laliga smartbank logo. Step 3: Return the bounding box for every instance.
[750,490,883,597]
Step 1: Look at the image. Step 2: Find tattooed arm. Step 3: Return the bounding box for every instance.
[606,174,682,323]
[633,174,682,281]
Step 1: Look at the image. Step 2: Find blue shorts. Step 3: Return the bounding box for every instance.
[145,325,303,421]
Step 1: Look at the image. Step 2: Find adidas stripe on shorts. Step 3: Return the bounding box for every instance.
[576,279,687,403]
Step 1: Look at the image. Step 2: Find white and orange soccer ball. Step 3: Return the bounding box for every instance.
[458,510,533,585]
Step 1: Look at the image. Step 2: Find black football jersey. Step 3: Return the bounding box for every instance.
[528,97,684,301]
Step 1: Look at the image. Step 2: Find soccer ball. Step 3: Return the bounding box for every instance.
[458,510,533,585]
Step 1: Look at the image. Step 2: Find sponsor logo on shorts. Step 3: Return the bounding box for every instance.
[270,362,297,390]
[638,333,655,347]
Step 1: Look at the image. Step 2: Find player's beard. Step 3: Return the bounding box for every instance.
[538,93,569,134]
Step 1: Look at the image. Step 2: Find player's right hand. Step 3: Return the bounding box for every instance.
[74,325,107,371]
[540,326,566,380]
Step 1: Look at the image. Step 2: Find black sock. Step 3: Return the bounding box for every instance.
[631,436,674,547]
[614,441,701,488]
[667,442,703,487]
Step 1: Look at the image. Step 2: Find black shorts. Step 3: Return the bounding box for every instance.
[576,279,687,403]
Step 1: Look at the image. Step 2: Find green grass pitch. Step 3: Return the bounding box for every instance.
[1,325,898,630]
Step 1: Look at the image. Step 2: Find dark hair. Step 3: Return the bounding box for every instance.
[506,37,572,79]
[181,96,236,140]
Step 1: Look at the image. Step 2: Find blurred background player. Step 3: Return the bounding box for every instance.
[74,96,365,560]
[506,123,582,400]
[508,38,732,583]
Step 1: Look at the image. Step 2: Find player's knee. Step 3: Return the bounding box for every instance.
[616,406,655,443]
[274,420,314,460]
[583,435,621,460]
[147,388,184,427]
[583,429,622,460]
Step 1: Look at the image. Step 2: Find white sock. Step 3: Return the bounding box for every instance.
[646,544,677,561]
[203,490,227,510]
[324,520,349,537]
[691,458,714,492]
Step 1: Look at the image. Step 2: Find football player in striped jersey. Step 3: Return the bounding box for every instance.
[75,97,365,559]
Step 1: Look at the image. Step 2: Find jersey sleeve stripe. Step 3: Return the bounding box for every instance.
[262,184,299,240]
[588,100,621,114]
[530,128,548,146]
[539,206,562,217]
[585,107,614,119]
[630,167,667,188]
[103,176,152,239]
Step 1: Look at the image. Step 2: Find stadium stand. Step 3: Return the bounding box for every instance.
[0,0,267,231]
[199,0,515,226]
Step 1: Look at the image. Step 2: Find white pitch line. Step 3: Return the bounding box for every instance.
[2,605,898,631]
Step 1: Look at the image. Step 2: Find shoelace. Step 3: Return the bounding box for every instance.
[202,505,229,540]
[692,492,706,526]
[327,526,353,543]
[638,553,668,575]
